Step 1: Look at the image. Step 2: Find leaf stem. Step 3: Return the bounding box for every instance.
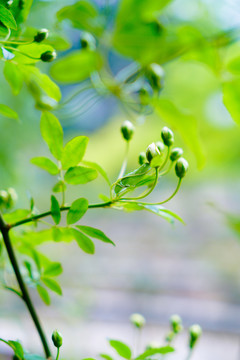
[0,214,52,359]
[118,141,130,179]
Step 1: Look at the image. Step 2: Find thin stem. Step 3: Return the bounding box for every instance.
[119,178,183,206]
[185,349,193,360]
[55,348,60,360]
[9,201,113,229]
[120,167,159,201]
[0,214,51,359]
[117,141,130,179]
[0,39,33,45]
[3,46,39,60]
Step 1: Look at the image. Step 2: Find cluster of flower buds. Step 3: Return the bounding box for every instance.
[138,127,189,178]
[0,188,18,209]
[32,29,57,62]
[52,330,63,348]
[130,313,146,329]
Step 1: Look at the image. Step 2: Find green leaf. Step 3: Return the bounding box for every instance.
[40,112,63,160]
[61,136,89,170]
[52,181,67,193]
[135,346,174,360]
[57,1,101,34]
[0,5,17,29]
[43,262,63,277]
[4,61,23,95]
[0,104,18,120]
[41,277,62,295]
[76,225,115,245]
[82,161,111,185]
[3,209,30,223]
[100,355,114,360]
[31,157,59,175]
[67,198,88,225]
[223,79,240,125]
[64,166,98,185]
[50,50,102,84]
[36,285,51,305]
[14,43,54,64]
[50,195,61,225]
[109,340,132,360]
[71,228,95,254]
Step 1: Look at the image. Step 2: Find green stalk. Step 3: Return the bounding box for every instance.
[0,214,52,359]
[117,141,130,179]
[55,348,60,360]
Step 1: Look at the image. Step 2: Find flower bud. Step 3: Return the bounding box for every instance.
[146,341,161,350]
[189,324,202,349]
[146,63,165,91]
[138,152,147,165]
[170,147,183,162]
[130,313,146,329]
[80,32,96,51]
[40,50,57,62]
[175,158,188,178]
[170,314,183,334]
[0,190,8,207]
[146,143,160,163]
[34,29,49,43]
[52,330,63,348]
[121,120,135,141]
[155,141,164,153]
[6,0,13,8]
[161,127,174,147]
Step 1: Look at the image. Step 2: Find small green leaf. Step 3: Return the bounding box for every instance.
[100,355,114,360]
[0,5,17,29]
[67,198,88,225]
[76,225,115,245]
[51,195,61,225]
[41,277,62,295]
[52,181,67,193]
[40,112,63,160]
[71,228,95,254]
[64,166,98,185]
[109,340,131,360]
[61,136,89,170]
[37,285,51,305]
[135,346,174,360]
[31,157,59,175]
[82,161,111,185]
[43,262,63,277]
[0,104,18,120]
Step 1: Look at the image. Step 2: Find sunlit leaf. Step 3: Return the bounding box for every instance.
[76,225,115,245]
[50,195,61,225]
[0,104,18,120]
[71,228,95,254]
[136,346,174,360]
[41,277,62,295]
[36,285,51,305]
[61,136,89,170]
[0,5,17,29]
[40,112,63,160]
[31,157,59,175]
[67,198,88,225]
[64,166,98,185]
[109,340,131,360]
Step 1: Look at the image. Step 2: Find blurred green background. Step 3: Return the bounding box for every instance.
[1,0,240,359]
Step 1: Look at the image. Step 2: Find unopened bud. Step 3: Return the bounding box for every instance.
[170,147,183,162]
[80,32,96,51]
[34,29,49,43]
[121,120,135,141]
[138,152,147,165]
[175,158,188,178]
[189,324,202,349]
[146,341,161,350]
[146,143,160,163]
[146,63,165,91]
[52,330,63,348]
[170,314,183,334]
[161,127,174,147]
[40,50,57,62]
[130,313,146,329]
[155,141,164,153]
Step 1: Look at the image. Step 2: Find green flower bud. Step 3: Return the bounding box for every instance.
[146,143,160,163]
[170,147,183,162]
[6,0,13,9]
[175,158,188,178]
[138,152,147,165]
[80,32,96,51]
[170,314,183,334]
[130,313,146,329]
[40,50,57,62]
[146,341,161,350]
[121,120,135,141]
[189,324,202,349]
[0,190,8,207]
[34,29,49,43]
[161,127,174,147]
[146,63,165,91]
[155,141,164,153]
[52,330,63,348]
